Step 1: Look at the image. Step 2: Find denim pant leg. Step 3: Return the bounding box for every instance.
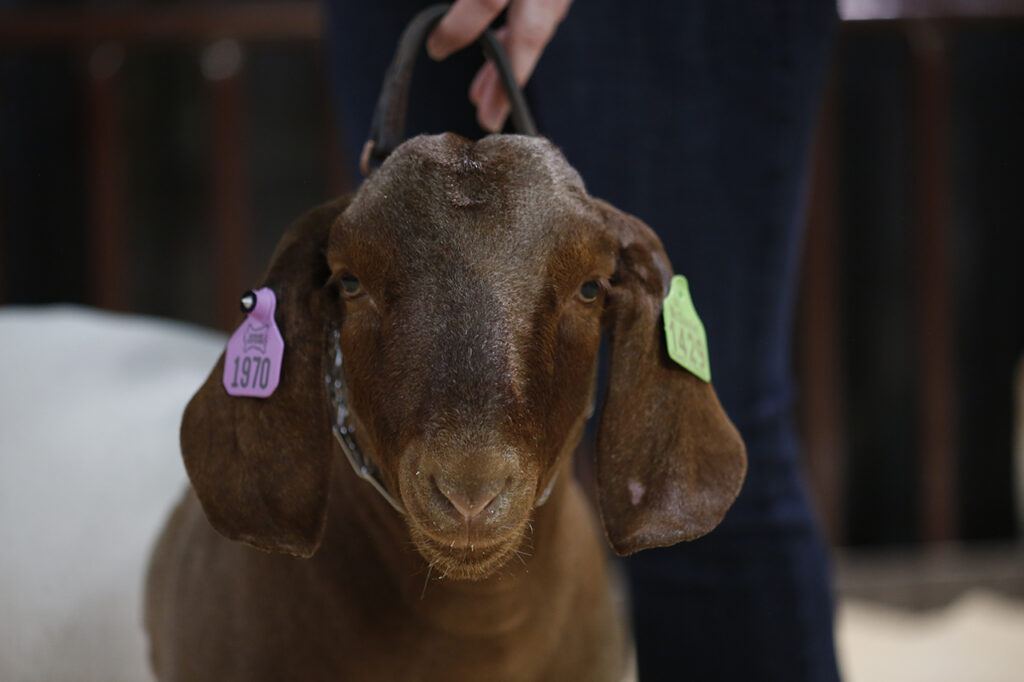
[530,2,841,680]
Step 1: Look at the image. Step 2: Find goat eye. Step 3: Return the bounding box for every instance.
[578,280,601,303]
[339,275,363,297]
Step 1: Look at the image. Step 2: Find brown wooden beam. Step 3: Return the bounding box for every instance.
[319,53,352,197]
[5,0,1021,47]
[798,79,847,545]
[85,42,126,310]
[909,22,957,543]
[0,3,323,46]
[203,39,250,331]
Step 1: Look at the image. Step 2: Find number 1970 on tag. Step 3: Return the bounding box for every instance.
[229,355,273,390]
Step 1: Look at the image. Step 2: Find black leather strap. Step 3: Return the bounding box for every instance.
[360,3,538,175]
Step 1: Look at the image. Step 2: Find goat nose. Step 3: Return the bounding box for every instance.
[434,477,505,520]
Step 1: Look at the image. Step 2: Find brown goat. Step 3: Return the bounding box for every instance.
[145,133,746,681]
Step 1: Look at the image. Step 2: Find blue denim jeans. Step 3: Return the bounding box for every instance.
[325,1,841,679]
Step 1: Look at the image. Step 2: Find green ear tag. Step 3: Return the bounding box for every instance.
[663,274,711,382]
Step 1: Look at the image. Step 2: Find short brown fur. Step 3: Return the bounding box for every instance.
[145,134,746,681]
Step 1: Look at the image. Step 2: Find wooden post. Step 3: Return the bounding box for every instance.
[798,79,846,544]
[909,22,957,543]
[85,42,126,310]
[202,38,249,330]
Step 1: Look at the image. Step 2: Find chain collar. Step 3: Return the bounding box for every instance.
[326,328,406,515]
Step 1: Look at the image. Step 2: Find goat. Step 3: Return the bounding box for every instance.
[145,132,746,681]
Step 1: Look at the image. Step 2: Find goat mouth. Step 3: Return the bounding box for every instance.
[409,521,532,581]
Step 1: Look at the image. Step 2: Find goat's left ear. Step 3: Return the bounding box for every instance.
[180,197,349,558]
[594,199,747,556]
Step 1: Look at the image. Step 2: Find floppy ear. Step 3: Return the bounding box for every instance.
[594,199,747,556]
[181,197,349,558]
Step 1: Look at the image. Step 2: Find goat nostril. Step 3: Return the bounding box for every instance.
[434,479,503,521]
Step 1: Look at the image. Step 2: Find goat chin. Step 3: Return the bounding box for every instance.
[407,515,533,581]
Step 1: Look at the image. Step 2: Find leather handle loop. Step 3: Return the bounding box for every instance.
[360,3,538,176]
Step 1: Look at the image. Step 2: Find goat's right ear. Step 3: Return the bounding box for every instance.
[180,197,349,558]
[594,200,747,556]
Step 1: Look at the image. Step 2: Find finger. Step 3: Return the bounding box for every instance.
[469,60,497,106]
[471,25,508,104]
[503,0,572,85]
[474,25,511,131]
[427,0,511,60]
[478,71,510,132]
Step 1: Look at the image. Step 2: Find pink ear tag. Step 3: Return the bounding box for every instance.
[222,287,284,398]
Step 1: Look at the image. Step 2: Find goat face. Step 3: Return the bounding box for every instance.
[180,133,746,574]
[326,134,614,579]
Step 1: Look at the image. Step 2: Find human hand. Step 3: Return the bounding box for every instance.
[426,0,572,132]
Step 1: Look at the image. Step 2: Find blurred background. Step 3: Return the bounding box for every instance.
[1,0,1023,677]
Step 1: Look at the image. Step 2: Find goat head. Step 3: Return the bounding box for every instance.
[180,133,746,578]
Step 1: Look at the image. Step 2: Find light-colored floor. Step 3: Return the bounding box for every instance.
[835,543,1024,679]
[838,589,1024,682]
